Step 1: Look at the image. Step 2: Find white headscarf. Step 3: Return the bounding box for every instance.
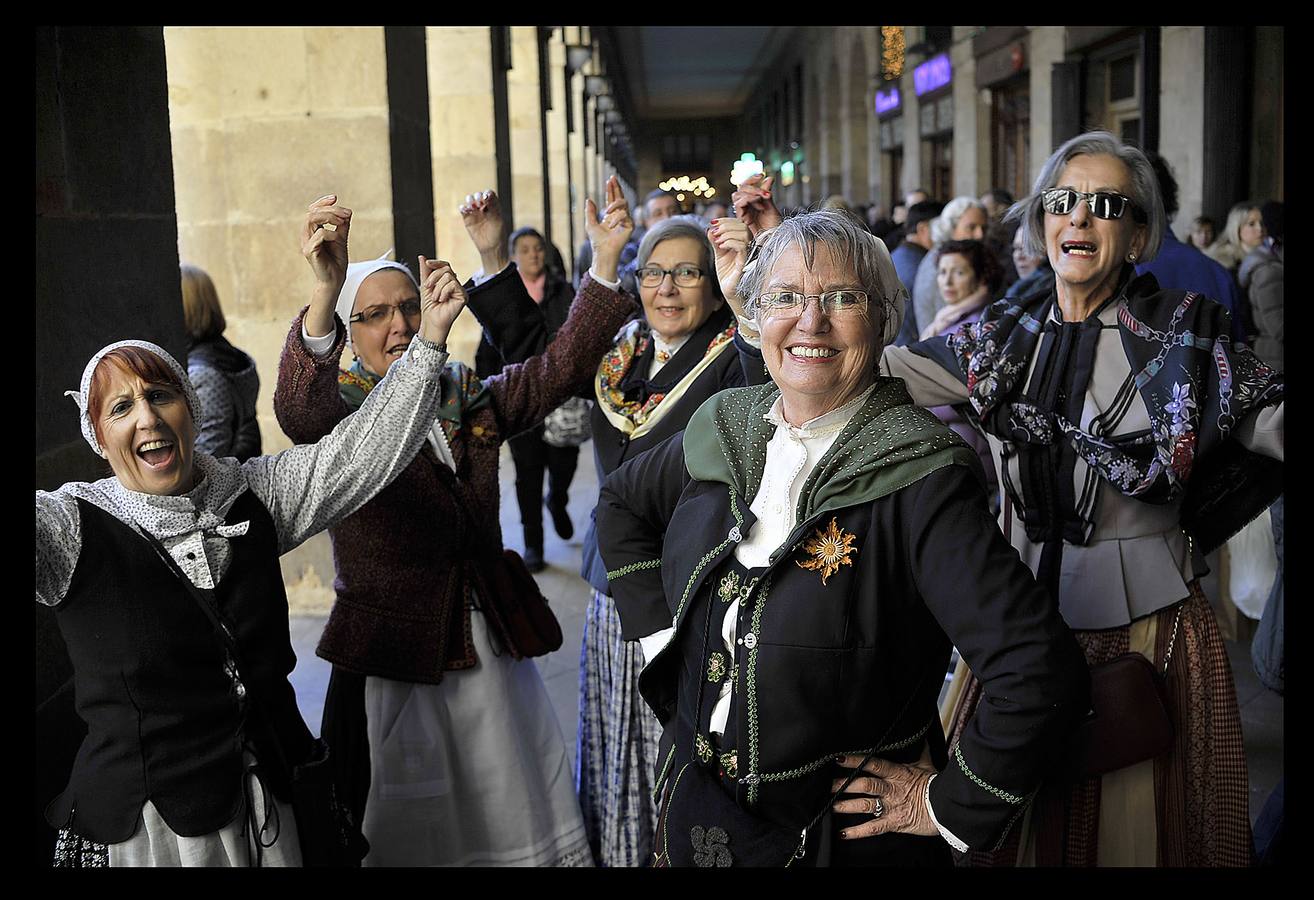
[335,254,421,350]
[64,340,201,458]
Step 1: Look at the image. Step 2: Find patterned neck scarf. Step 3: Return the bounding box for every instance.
[338,357,490,447]
[597,306,735,428]
[913,268,1283,556]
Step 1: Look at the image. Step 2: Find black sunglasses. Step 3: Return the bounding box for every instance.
[1042,188,1147,223]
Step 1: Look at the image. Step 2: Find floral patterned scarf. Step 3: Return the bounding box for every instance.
[596,310,736,429]
[912,269,1283,555]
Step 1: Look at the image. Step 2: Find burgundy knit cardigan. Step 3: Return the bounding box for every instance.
[273,270,636,683]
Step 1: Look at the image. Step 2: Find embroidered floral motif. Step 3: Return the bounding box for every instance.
[690,826,733,867]
[706,651,728,683]
[796,517,858,585]
[695,733,714,764]
[719,751,738,779]
[716,570,741,603]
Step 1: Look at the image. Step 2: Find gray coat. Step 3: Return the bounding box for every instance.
[1239,242,1283,371]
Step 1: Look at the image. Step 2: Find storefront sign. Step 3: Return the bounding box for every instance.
[914,53,952,96]
[874,86,901,116]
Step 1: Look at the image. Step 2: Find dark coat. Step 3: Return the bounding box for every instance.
[466,274,748,593]
[188,336,262,461]
[597,381,1090,853]
[273,269,635,683]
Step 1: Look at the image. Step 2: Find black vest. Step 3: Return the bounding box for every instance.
[46,490,313,843]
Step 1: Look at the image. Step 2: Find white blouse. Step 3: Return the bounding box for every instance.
[34,334,448,865]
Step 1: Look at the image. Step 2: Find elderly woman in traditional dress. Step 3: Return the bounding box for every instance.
[34,193,464,866]
[460,183,747,867]
[273,183,639,867]
[597,208,1089,866]
[882,132,1284,866]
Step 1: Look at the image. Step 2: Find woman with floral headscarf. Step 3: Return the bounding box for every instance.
[33,192,464,866]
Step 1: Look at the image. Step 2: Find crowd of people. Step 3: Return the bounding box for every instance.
[36,128,1283,868]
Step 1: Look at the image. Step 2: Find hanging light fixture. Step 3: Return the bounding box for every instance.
[565,43,592,74]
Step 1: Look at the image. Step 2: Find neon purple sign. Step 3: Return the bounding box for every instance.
[874,87,901,116]
[913,53,952,96]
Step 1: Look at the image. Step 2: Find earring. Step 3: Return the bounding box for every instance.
[1126,252,1137,262]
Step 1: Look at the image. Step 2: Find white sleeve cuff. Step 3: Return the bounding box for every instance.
[735,314,762,348]
[301,321,339,358]
[636,626,676,669]
[925,773,969,853]
[588,267,622,291]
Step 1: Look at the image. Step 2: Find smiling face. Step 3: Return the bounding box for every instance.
[350,269,421,378]
[1044,153,1148,307]
[512,233,547,281]
[638,235,722,341]
[95,361,196,496]
[1239,208,1266,251]
[937,252,981,305]
[758,242,878,426]
[952,206,988,241]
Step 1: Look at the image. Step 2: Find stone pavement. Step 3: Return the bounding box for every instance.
[286,439,1284,826]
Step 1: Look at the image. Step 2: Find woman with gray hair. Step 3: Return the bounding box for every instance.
[877,131,1284,866]
[463,207,747,866]
[597,207,1089,866]
[909,196,989,338]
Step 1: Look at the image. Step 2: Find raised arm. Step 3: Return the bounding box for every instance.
[484,175,638,437]
[36,490,82,606]
[253,195,467,553]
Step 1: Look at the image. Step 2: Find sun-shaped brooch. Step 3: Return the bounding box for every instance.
[796,517,858,585]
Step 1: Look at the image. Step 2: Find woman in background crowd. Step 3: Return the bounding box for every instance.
[911,197,989,339]
[181,264,262,461]
[1205,202,1265,273]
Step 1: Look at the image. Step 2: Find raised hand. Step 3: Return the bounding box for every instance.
[584,175,634,283]
[460,190,509,272]
[417,255,468,349]
[303,194,352,338]
[708,216,753,322]
[731,174,783,239]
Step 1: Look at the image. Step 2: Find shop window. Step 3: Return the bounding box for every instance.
[991,76,1031,200]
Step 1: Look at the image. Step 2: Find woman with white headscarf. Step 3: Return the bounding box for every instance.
[273,185,638,866]
[33,193,465,866]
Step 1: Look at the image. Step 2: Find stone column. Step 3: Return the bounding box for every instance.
[952,26,989,198]
[426,25,499,365]
[900,63,922,197]
[1158,26,1207,238]
[1027,27,1066,183]
[509,25,546,231]
[545,30,574,270]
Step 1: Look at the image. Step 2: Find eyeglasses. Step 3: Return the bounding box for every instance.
[636,265,705,288]
[757,290,870,318]
[1042,188,1146,223]
[350,299,422,327]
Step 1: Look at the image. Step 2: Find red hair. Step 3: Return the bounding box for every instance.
[87,347,186,446]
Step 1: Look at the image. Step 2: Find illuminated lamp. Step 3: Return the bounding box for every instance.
[780,160,796,186]
[566,44,592,74]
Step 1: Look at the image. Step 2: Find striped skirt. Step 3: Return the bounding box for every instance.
[576,589,664,867]
[946,584,1252,866]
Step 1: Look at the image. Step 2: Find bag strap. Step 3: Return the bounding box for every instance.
[131,524,297,777]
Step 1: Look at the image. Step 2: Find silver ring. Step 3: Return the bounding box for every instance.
[871,797,884,819]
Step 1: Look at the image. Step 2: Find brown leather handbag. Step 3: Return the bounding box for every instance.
[1064,605,1183,780]
[477,549,564,659]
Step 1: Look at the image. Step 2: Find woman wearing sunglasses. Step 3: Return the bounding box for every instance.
[878,132,1284,865]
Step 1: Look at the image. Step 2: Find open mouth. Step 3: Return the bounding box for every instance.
[386,343,409,358]
[1061,241,1097,257]
[787,345,839,359]
[136,438,176,469]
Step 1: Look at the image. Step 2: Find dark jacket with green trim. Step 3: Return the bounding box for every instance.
[597,380,1090,852]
